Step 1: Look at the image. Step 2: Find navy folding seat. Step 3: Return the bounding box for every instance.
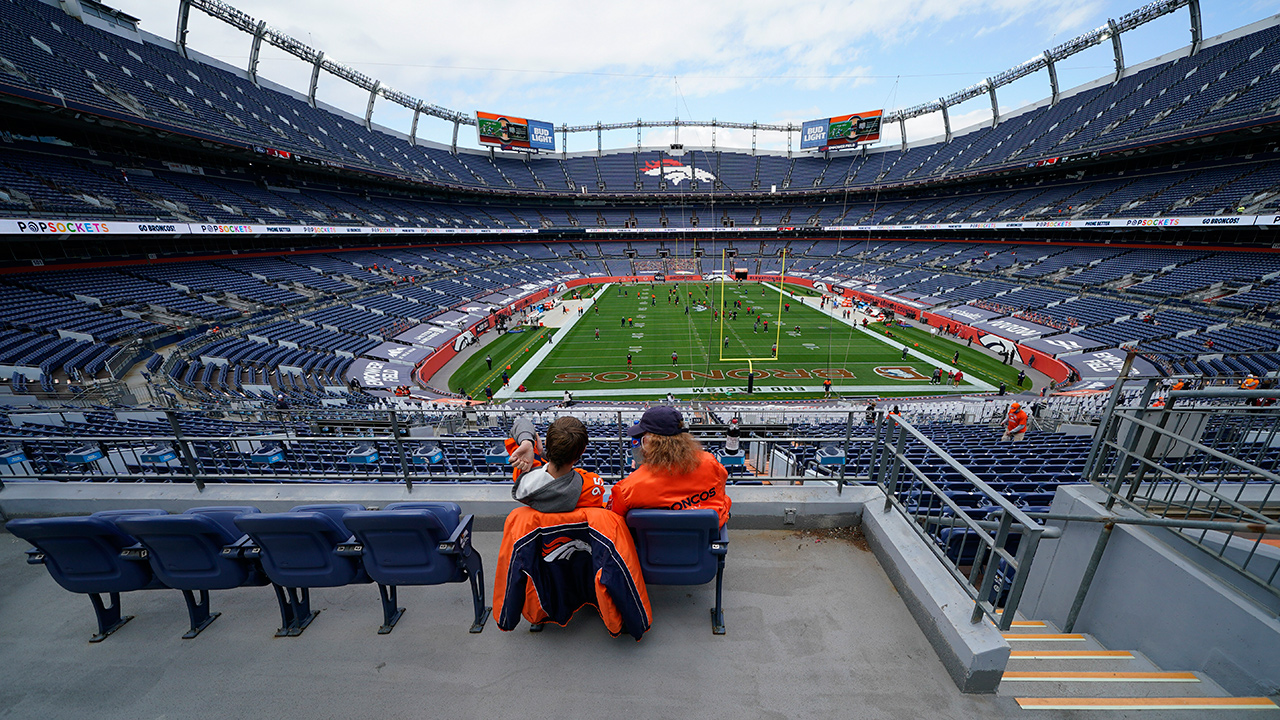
[6,509,169,641]
[115,506,268,638]
[338,501,489,634]
[625,509,728,634]
[233,504,370,636]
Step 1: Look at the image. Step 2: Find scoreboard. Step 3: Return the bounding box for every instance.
[476,111,555,151]
[801,110,883,150]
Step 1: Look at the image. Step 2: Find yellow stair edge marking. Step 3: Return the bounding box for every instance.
[1009,650,1133,659]
[1016,697,1279,710]
[1003,671,1198,682]
[1003,633,1086,641]
[998,620,1047,627]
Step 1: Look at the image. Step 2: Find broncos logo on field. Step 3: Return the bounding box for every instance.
[873,366,930,381]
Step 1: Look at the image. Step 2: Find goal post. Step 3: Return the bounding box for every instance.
[716,248,788,363]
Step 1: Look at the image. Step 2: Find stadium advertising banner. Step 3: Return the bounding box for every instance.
[970,317,1059,342]
[392,323,458,349]
[476,111,555,151]
[1067,348,1163,380]
[364,342,431,367]
[346,358,413,389]
[1020,334,1109,357]
[800,110,883,150]
[936,305,1005,324]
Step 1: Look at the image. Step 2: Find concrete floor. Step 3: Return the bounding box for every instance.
[2,528,1254,719]
[0,527,1025,720]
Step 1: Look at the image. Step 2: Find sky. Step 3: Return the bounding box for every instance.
[106,0,1280,153]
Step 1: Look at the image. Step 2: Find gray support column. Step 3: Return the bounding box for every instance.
[636,120,641,150]
[752,123,757,156]
[364,80,380,130]
[58,0,84,21]
[899,116,907,151]
[248,19,266,85]
[1109,19,1125,82]
[174,0,191,58]
[1044,51,1060,105]
[597,122,602,157]
[307,52,324,108]
[564,126,569,158]
[1188,0,1203,55]
[452,119,460,154]
[987,80,1000,127]
[786,126,792,158]
[940,101,952,144]
[711,119,717,151]
[409,102,421,145]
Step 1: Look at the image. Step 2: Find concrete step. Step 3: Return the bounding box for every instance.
[1014,696,1280,711]
[1006,649,1159,675]
[1002,671,1227,699]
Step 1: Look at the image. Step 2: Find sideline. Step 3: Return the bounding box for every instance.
[514,383,972,399]
[763,282,997,393]
[496,283,611,398]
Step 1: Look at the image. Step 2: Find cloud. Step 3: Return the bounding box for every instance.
[109,0,1136,151]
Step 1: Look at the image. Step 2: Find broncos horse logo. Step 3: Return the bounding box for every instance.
[642,159,716,185]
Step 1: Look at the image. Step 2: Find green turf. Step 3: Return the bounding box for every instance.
[450,326,555,398]
[513,281,988,399]
[885,323,1024,388]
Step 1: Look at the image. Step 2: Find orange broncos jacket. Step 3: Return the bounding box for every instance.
[608,450,731,526]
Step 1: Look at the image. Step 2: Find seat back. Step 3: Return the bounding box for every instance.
[235,512,362,588]
[6,516,158,594]
[115,513,250,591]
[626,509,721,586]
[185,506,260,539]
[289,503,366,533]
[343,510,460,586]
[382,501,461,529]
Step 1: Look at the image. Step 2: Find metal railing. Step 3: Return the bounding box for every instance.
[869,414,1046,630]
[0,407,891,490]
[1083,376,1280,603]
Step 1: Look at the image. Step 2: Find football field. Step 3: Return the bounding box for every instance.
[484,281,994,401]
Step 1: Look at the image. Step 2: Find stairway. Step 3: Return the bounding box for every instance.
[997,617,1278,714]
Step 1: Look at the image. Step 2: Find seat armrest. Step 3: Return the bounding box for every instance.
[25,548,45,565]
[120,542,149,561]
[335,534,363,557]
[220,534,256,559]
[710,523,729,556]
[439,514,475,557]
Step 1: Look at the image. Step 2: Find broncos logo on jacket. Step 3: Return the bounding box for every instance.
[494,507,652,640]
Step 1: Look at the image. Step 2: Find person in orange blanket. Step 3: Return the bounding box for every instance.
[608,406,731,527]
[496,415,650,639]
[505,415,604,512]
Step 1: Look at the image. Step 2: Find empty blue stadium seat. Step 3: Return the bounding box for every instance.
[114,506,269,638]
[6,511,169,641]
[233,505,371,636]
[340,501,489,634]
[625,509,728,634]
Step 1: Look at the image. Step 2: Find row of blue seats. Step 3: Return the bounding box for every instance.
[7,504,729,640]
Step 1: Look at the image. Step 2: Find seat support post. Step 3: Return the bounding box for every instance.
[180,589,220,639]
[463,551,491,633]
[377,584,404,634]
[711,555,726,635]
[87,592,133,642]
[271,584,317,637]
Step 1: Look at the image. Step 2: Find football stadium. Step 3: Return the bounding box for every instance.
[1,0,1280,716]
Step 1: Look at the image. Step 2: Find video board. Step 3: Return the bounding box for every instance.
[475,111,555,151]
[800,110,883,150]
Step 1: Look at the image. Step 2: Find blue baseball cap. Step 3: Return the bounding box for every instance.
[628,406,686,437]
